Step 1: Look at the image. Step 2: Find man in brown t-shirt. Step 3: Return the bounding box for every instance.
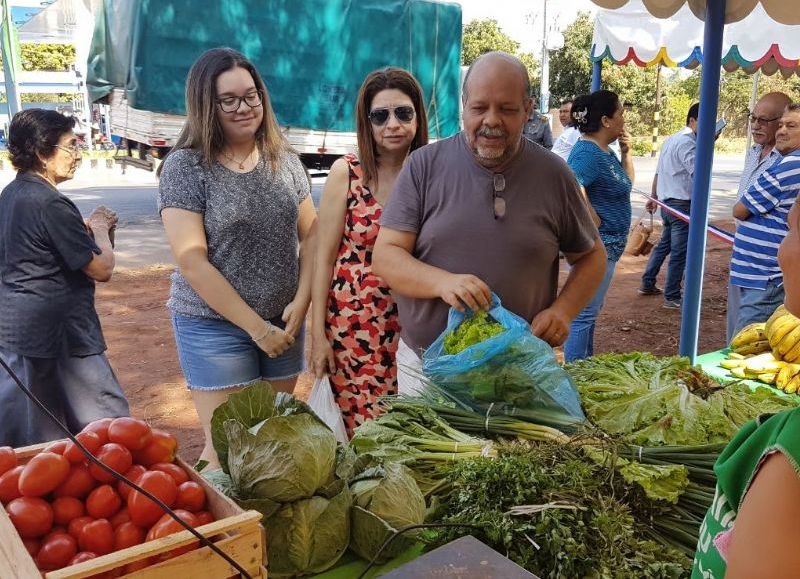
[374,52,606,364]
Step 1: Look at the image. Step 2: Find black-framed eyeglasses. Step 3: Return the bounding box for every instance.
[492,173,506,220]
[368,105,415,126]
[216,91,263,113]
[748,113,780,125]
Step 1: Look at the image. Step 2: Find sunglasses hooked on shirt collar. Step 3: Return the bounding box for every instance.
[368,106,416,126]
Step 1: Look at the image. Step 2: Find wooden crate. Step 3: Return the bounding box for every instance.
[0,442,267,579]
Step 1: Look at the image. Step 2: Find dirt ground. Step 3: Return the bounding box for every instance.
[97,224,733,463]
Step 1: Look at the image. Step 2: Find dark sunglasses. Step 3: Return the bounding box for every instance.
[492,173,506,220]
[368,105,415,126]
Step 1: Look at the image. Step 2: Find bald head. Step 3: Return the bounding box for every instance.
[752,91,792,147]
[462,51,531,104]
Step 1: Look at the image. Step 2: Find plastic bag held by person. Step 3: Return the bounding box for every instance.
[308,376,349,443]
[422,294,586,431]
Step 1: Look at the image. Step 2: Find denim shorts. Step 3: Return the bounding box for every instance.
[171,314,305,390]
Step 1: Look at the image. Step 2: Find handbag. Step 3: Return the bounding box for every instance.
[625,210,654,256]
[307,375,348,443]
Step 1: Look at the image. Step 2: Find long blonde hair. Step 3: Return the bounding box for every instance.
[161,47,288,173]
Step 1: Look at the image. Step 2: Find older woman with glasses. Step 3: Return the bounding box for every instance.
[0,109,130,446]
[310,68,428,436]
[158,48,316,470]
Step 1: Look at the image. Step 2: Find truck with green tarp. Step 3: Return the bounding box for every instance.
[87,0,463,170]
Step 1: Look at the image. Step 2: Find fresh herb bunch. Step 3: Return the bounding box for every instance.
[429,441,690,578]
[443,309,505,354]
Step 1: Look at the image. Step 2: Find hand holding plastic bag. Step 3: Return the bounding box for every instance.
[422,294,586,431]
[308,375,349,443]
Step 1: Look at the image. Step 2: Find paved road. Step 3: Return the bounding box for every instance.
[0,153,745,270]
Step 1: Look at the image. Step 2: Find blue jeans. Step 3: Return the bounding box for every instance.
[726,280,785,343]
[564,259,617,362]
[0,345,130,447]
[172,314,305,390]
[641,199,690,302]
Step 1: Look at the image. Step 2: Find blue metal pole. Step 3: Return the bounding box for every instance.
[591,59,602,92]
[679,0,726,362]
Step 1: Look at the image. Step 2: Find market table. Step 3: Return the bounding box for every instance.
[696,348,792,397]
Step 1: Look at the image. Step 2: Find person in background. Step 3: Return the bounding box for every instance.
[373,52,605,394]
[639,102,700,309]
[552,98,581,161]
[727,103,800,341]
[158,48,316,470]
[725,92,791,342]
[310,68,428,436]
[691,197,800,577]
[0,109,129,447]
[522,96,553,149]
[562,90,633,362]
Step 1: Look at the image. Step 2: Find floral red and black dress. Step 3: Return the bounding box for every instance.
[325,154,400,436]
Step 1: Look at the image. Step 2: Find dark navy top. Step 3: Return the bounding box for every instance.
[0,173,105,357]
[568,139,632,261]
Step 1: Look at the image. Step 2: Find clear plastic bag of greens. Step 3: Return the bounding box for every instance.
[421,294,585,431]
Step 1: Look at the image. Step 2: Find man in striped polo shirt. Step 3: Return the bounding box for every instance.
[728,103,800,341]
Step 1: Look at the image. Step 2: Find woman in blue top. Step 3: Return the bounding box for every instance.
[563,90,633,362]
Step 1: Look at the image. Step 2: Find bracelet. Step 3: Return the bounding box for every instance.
[251,321,275,343]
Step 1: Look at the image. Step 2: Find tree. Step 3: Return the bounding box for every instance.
[462,19,520,65]
[461,19,539,92]
[548,12,593,104]
[0,43,76,71]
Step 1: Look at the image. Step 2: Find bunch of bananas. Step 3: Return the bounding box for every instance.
[729,322,771,355]
[719,352,800,393]
[765,305,800,363]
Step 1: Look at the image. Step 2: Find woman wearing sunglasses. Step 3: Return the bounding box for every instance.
[562,90,634,362]
[158,48,316,470]
[310,67,428,436]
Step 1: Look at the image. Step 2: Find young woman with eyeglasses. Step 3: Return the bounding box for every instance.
[310,67,428,436]
[562,90,634,362]
[157,48,316,470]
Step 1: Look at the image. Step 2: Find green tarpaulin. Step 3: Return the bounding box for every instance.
[87,0,462,137]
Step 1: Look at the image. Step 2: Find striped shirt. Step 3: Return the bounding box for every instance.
[736,144,782,199]
[568,139,632,261]
[730,150,800,289]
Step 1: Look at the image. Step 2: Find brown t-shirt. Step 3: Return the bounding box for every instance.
[381,132,598,353]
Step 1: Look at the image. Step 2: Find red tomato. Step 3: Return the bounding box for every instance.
[108,417,152,451]
[37,532,78,571]
[0,446,17,477]
[63,432,103,464]
[0,465,24,503]
[114,521,146,550]
[81,418,114,446]
[44,440,68,455]
[147,510,199,560]
[69,551,97,565]
[193,511,215,526]
[117,465,146,501]
[52,497,85,526]
[78,518,114,555]
[53,464,96,499]
[174,481,206,512]
[150,463,189,486]
[5,497,53,538]
[42,525,68,542]
[67,516,94,542]
[18,452,70,497]
[132,429,177,467]
[127,471,177,528]
[22,537,40,558]
[86,485,122,519]
[109,508,130,529]
[88,443,133,483]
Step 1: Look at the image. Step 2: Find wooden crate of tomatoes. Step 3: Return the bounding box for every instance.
[0,417,266,578]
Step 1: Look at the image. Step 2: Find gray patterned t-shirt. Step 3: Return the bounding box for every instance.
[158,148,310,321]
